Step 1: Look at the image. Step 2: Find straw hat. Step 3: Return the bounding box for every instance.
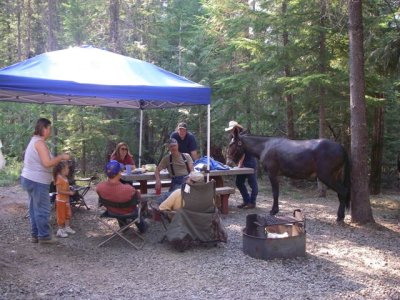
[224,120,243,131]
[188,171,204,182]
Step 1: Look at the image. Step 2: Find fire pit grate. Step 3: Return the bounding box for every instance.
[243,211,306,260]
[255,214,300,226]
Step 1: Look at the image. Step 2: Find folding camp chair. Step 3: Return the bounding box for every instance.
[97,195,145,249]
[49,176,96,210]
[70,176,97,210]
[165,180,228,252]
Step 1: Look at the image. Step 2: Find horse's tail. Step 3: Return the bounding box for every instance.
[343,149,351,209]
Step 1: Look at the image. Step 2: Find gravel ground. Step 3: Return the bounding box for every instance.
[0,181,399,300]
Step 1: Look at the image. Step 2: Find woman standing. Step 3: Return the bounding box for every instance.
[225,121,258,209]
[21,118,70,244]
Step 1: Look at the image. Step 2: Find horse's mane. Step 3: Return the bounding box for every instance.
[239,132,285,139]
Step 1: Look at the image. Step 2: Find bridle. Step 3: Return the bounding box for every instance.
[226,136,245,167]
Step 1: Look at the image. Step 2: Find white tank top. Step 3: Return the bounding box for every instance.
[21,136,53,184]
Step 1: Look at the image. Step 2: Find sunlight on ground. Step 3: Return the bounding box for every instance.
[227,224,243,233]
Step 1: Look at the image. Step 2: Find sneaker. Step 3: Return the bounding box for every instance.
[64,226,76,234]
[56,229,68,238]
[243,203,256,209]
[31,236,39,243]
[39,237,58,245]
[237,203,247,209]
[137,219,150,234]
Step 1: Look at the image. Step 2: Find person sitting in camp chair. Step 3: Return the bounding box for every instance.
[158,171,205,212]
[96,160,147,233]
[159,171,228,252]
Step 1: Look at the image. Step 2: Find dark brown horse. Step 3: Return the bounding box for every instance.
[226,132,350,222]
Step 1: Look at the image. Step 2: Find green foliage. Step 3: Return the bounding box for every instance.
[0,156,22,186]
[0,0,399,186]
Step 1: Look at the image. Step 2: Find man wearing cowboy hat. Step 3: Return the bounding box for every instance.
[224,120,243,134]
[225,121,258,209]
[170,122,199,160]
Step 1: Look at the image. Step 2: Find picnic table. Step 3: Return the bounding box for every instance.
[121,167,255,215]
[121,167,254,194]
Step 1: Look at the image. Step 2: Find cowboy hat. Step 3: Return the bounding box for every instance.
[224,120,243,131]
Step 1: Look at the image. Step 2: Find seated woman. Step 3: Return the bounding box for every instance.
[110,142,136,170]
[96,160,147,233]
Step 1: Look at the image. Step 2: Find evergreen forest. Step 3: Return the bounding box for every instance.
[0,1,399,222]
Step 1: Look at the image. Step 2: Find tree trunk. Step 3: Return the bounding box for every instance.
[369,105,384,195]
[48,0,59,157]
[109,0,120,52]
[282,1,295,139]
[80,115,87,175]
[17,0,22,60]
[51,109,58,156]
[47,0,58,51]
[318,0,327,197]
[348,0,374,224]
[25,0,32,58]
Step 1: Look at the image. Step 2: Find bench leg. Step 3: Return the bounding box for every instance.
[220,194,230,215]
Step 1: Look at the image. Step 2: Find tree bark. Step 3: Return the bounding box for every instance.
[17,0,22,60]
[51,109,58,156]
[48,0,59,157]
[47,0,58,51]
[282,0,295,139]
[369,105,384,195]
[80,111,87,175]
[318,0,327,197]
[25,0,32,58]
[109,0,120,52]
[348,0,374,224]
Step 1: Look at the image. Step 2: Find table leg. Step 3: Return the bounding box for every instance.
[139,180,148,194]
[211,175,224,188]
[220,194,229,215]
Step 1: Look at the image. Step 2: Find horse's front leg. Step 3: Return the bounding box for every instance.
[268,175,280,215]
[337,200,346,223]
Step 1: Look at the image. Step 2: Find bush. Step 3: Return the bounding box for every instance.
[0,157,22,186]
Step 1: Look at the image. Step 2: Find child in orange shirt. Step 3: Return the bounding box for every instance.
[53,161,76,238]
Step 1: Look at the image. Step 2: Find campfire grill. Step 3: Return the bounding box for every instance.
[243,211,306,260]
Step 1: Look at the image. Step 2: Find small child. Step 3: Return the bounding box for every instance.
[53,161,76,238]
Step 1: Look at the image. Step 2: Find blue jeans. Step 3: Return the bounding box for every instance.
[170,176,186,192]
[236,173,258,205]
[155,176,186,204]
[21,176,52,239]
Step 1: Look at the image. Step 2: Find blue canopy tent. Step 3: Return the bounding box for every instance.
[0,46,212,168]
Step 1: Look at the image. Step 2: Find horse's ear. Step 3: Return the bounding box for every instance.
[240,129,249,135]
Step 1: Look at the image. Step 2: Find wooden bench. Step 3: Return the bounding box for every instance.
[132,179,171,190]
[216,186,236,215]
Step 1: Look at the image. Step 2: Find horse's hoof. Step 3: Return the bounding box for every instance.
[270,208,279,215]
[336,218,345,224]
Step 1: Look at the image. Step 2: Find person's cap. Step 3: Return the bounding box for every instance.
[225,120,243,131]
[105,160,122,177]
[177,122,187,129]
[188,171,204,182]
[167,138,178,146]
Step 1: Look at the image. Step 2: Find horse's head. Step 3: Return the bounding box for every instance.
[225,131,246,167]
